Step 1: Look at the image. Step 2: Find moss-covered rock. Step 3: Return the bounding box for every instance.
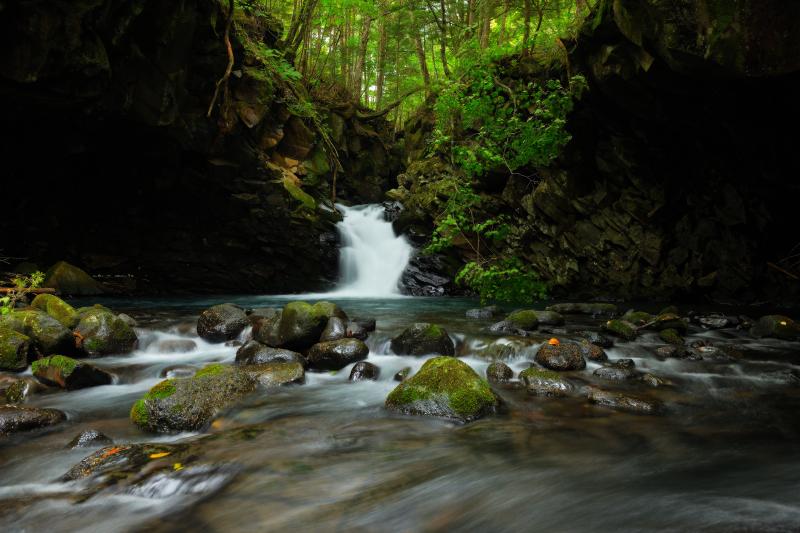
[649,313,688,333]
[534,343,586,371]
[602,319,638,341]
[385,357,499,422]
[659,328,684,345]
[390,323,455,356]
[242,362,305,387]
[306,338,369,370]
[130,364,258,433]
[749,315,800,341]
[519,367,573,397]
[546,303,617,315]
[260,301,344,352]
[196,303,248,343]
[31,294,79,328]
[622,310,654,325]
[504,310,540,330]
[32,355,113,390]
[43,261,103,296]
[75,307,138,356]
[0,309,73,356]
[0,405,65,435]
[0,327,30,371]
[4,376,51,403]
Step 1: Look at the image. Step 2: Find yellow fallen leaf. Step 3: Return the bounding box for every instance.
[149,452,171,459]
[173,462,183,471]
[780,321,788,326]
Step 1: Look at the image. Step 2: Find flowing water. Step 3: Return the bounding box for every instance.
[2,207,800,531]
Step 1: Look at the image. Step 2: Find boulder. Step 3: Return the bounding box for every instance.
[385,357,499,422]
[306,338,369,371]
[650,313,688,333]
[196,304,248,343]
[519,367,573,397]
[156,339,197,353]
[510,309,565,327]
[390,323,455,356]
[75,307,138,356]
[117,313,138,327]
[693,313,733,330]
[594,359,638,381]
[259,301,345,351]
[577,331,614,348]
[504,310,539,330]
[30,294,79,328]
[0,405,65,435]
[546,303,617,315]
[350,318,376,332]
[602,319,638,341]
[235,340,302,365]
[319,316,347,342]
[0,309,73,356]
[32,355,113,390]
[130,364,258,432]
[534,343,586,371]
[67,429,113,449]
[578,340,608,362]
[0,327,31,371]
[659,328,684,345]
[242,362,305,387]
[43,261,103,296]
[4,376,51,403]
[622,310,654,325]
[486,361,514,383]
[345,321,370,340]
[349,361,380,381]
[749,315,800,341]
[587,387,662,414]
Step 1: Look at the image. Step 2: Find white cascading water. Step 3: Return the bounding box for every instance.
[328,203,413,297]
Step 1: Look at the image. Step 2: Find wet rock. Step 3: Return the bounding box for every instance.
[75,307,138,356]
[504,310,540,330]
[243,362,305,387]
[306,339,369,370]
[351,318,376,332]
[578,339,608,362]
[32,355,113,390]
[156,339,197,353]
[248,307,280,323]
[479,342,520,361]
[385,357,499,422]
[546,303,617,316]
[117,313,138,327]
[577,331,614,348]
[659,328,684,345]
[130,364,258,433]
[4,376,52,403]
[319,316,347,342]
[0,309,73,356]
[659,306,679,316]
[749,315,800,340]
[235,340,302,365]
[687,340,728,360]
[486,361,513,383]
[466,306,503,319]
[641,373,671,387]
[43,261,103,296]
[259,301,346,351]
[594,359,638,381]
[534,343,586,371]
[62,442,187,482]
[345,321,370,340]
[486,320,533,337]
[225,340,243,347]
[519,367,572,397]
[693,313,733,329]
[622,310,654,325]
[390,323,455,356]
[196,304,248,343]
[0,405,65,435]
[0,327,31,371]
[394,367,411,381]
[587,387,662,414]
[650,313,689,333]
[30,294,79,328]
[602,319,638,341]
[349,361,380,381]
[400,254,452,296]
[159,365,198,379]
[68,429,113,449]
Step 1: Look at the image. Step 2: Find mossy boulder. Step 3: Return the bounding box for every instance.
[32,355,113,390]
[390,323,455,356]
[649,313,688,333]
[0,309,73,355]
[546,303,617,316]
[602,319,638,341]
[234,340,302,365]
[622,310,654,325]
[504,310,539,330]
[749,315,800,341]
[130,364,258,433]
[534,343,586,371]
[196,303,248,343]
[4,376,51,403]
[259,301,345,352]
[31,294,79,328]
[242,362,305,387]
[486,361,513,383]
[519,367,573,397]
[659,328,684,345]
[0,327,31,371]
[385,357,499,422]
[43,261,103,296]
[0,405,66,435]
[75,307,138,356]
[306,338,369,370]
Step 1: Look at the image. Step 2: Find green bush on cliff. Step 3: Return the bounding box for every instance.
[0,271,44,315]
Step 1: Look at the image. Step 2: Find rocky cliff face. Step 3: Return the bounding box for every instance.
[0,0,399,293]
[399,0,800,303]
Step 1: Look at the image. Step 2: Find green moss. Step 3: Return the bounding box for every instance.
[145,379,177,400]
[282,176,316,210]
[0,327,30,370]
[32,355,78,377]
[130,399,149,426]
[310,301,346,320]
[519,367,562,382]
[194,364,227,379]
[30,294,78,328]
[603,319,637,341]
[659,328,684,345]
[622,310,653,325]
[423,324,444,339]
[505,310,539,330]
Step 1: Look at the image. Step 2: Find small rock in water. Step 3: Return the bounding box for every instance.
[466,306,503,319]
[0,405,65,435]
[659,328,684,345]
[306,338,369,370]
[519,367,572,397]
[641,373,671,387]
[196,303,248,343]
[692,313,732,329]
[4,376,52,403]
[602,319,638,341]
[349,361,380,381]
[346,321,370,340]
[32,355,113,390]
[390,323,455,356]
[156,339,197,353]
[749,315,800,341]
[587,387,662,414]
[486,361,513,383]
[351,318,376,332]
[577,331,614,348]
[68,429,113,449]
[594,359,638,381]
[486,320,533,337]
[320,316,347,342]
[235,340,302,365]
[534,343,586,371]
[394,367,411,381]
[578,339,608,362]
[243,362,305,387]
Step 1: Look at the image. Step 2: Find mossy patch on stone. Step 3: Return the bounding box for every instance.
[194,363,226,379]
[659,328,684,345]
[602,319,638,341]
[505,310,540,330]
[32,355,77,377]
[282,176,316,210]
[0,327,30,371]
[31,294,79,329]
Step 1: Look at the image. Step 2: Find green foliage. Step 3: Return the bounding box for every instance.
[456,258,548,305]
[0,271,44,315]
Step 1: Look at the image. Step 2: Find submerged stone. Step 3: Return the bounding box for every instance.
[519,367,572,397]
[156,339,197,353]
[0,405,65,435]
[587,387,662,414]
[390,323,455,356]
[486,361,513,383]
[385,357,499,422]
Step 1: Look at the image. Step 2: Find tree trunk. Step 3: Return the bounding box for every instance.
[411,11,431,90]
[375,11,388,107]
[351,15,373,104]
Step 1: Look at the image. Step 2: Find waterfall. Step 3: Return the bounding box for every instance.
[329,204,413,297]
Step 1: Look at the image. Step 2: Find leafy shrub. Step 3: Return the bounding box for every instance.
[0,271,45,315]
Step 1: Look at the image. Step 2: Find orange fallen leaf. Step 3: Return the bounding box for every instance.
[548,338,560,346]
[149,452,171,459]
[101,446,123,459]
